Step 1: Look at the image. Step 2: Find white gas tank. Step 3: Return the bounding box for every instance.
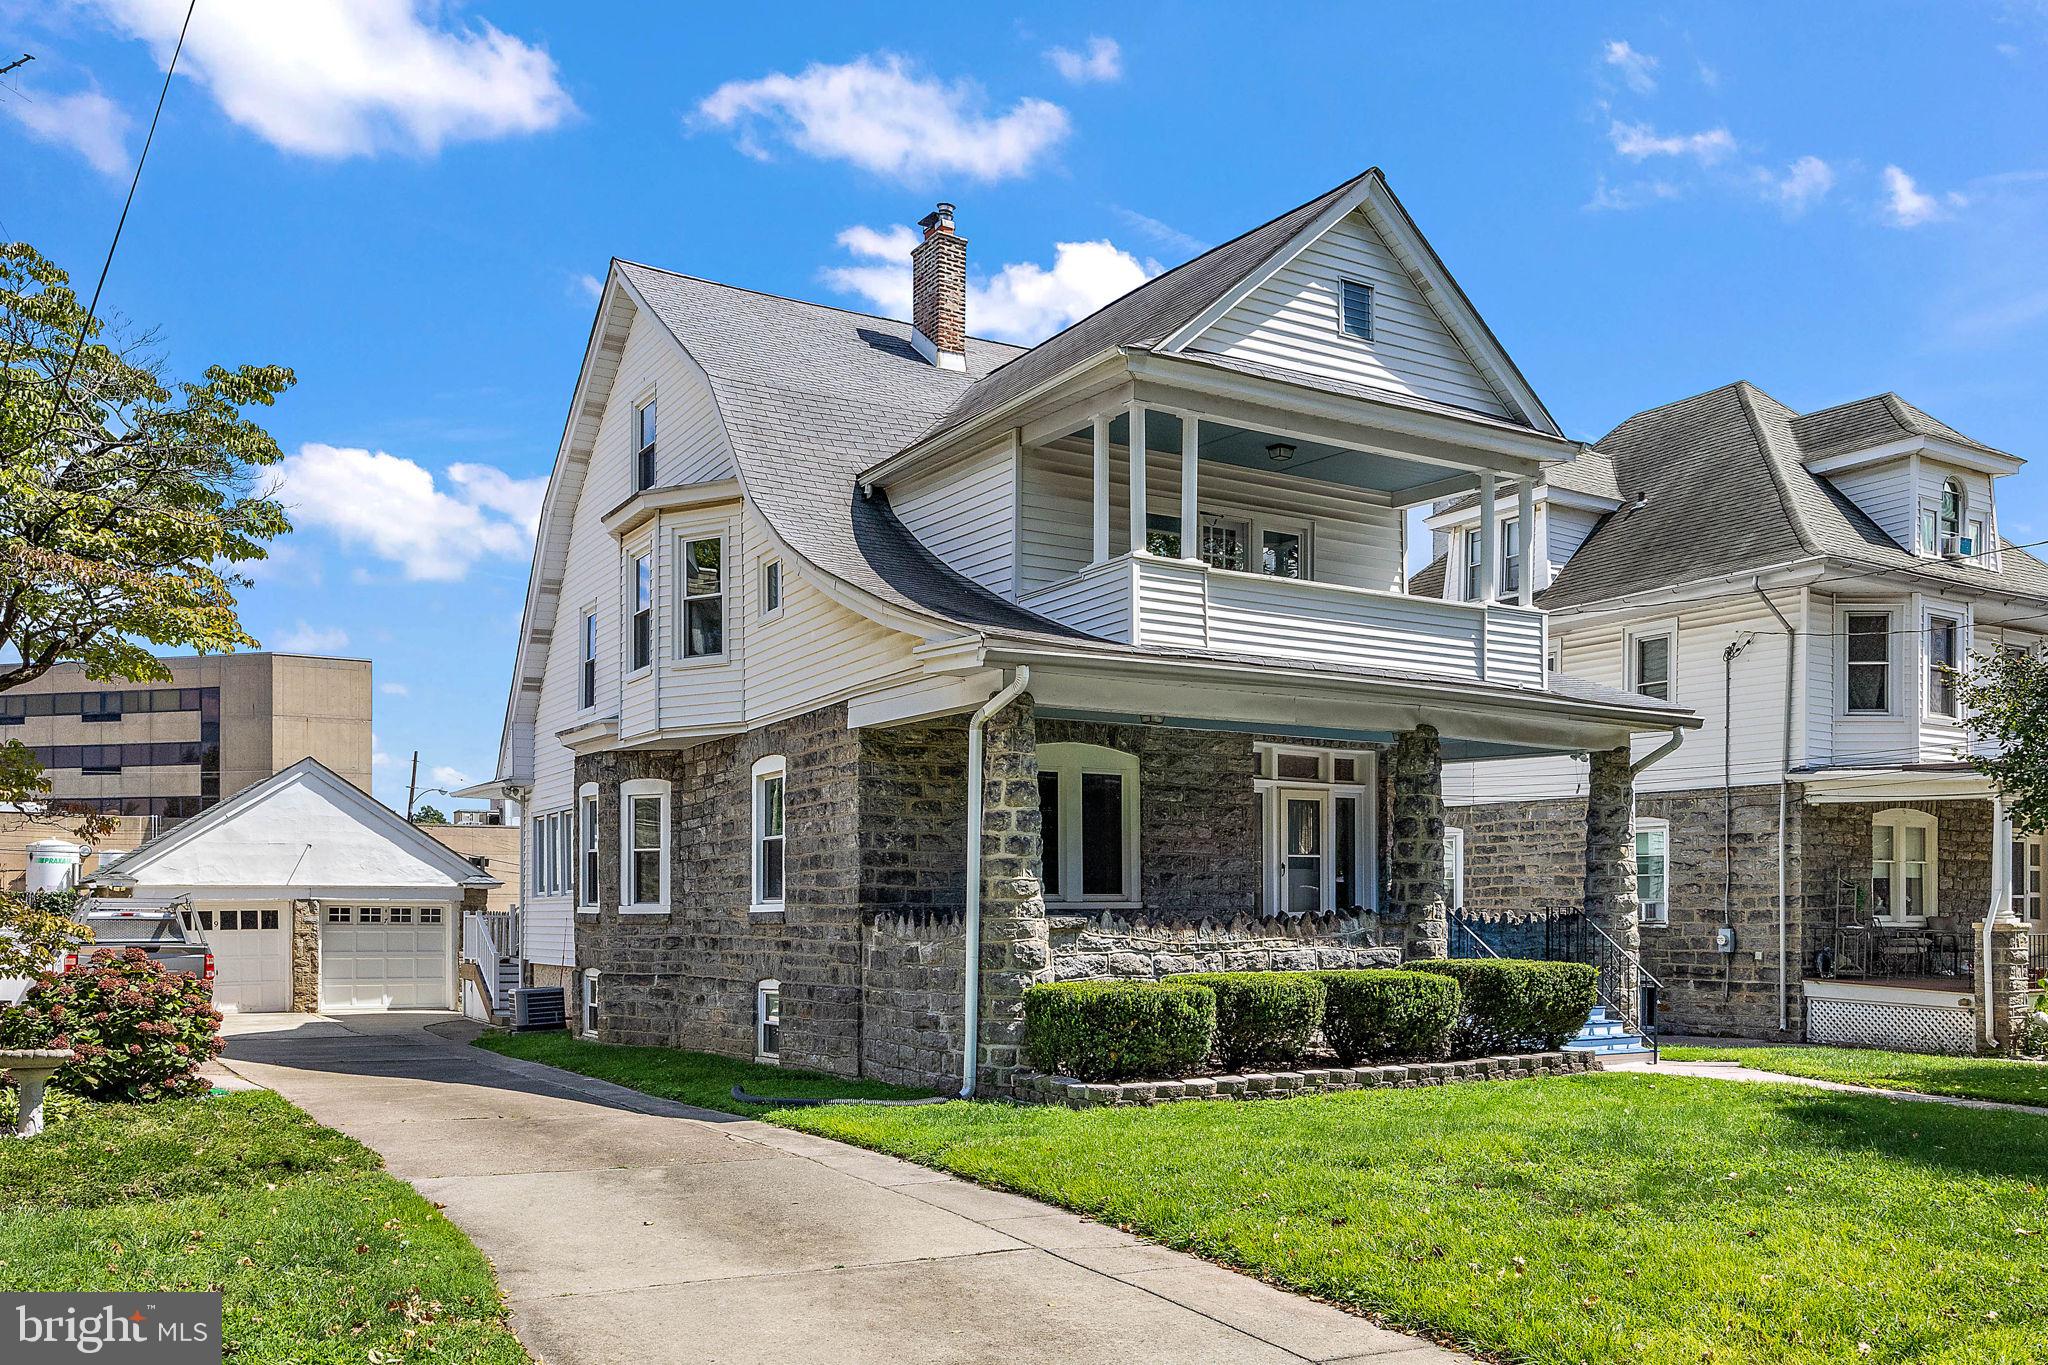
[24,839,83,893]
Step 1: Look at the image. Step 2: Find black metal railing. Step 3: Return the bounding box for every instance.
[1802,922,1974,984]
[1449,906,1660,1060]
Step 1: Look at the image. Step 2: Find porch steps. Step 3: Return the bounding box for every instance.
[1563,1006,1654,1057]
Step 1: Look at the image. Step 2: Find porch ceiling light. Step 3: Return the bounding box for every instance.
[1266,442,1296,464]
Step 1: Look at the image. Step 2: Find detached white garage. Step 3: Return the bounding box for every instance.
[94,758,498,1013]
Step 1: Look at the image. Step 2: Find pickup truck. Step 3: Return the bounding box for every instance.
[64,905,214,984]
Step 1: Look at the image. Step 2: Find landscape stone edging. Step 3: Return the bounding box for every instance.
[1011,1050,1598,1106]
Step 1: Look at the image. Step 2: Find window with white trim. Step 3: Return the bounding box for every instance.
[761,559,783,619]
[533,810,573,897]
[582,970,599,1036]
[1940,478,1964,553]
[1630,629,1673,701]
[756,978,781,1062]
[619,778,670,911]
[1926,614,1961,718]
[1500,517,1521,596]
[419,906,442,926]
[1844,611,1892,714]
[629,552,652,672]
[1339,278,1373,340]
[577,783,600,910]
[679,535,724,658]
[1870,808,1936,923]
[580,611,598,709]
[1462,527,1484,601]
[1443,826,1464,911]
[1037,743,1140,907]
[752,755,786,911]
[1254,745,1376,916]
[1634,818,1669,925]
[634,398,657,492]
[326,905,350,924]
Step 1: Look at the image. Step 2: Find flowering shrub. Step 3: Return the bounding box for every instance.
[0,948,224,1101]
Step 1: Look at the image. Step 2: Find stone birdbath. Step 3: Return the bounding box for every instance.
[1,1049,76,1137]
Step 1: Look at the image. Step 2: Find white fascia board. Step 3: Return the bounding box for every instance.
[599,479,743,538]
[1423,483,1621,532]
[867,351,1129,488]
[1542,558,1829,627]
[1806,435,2022,479]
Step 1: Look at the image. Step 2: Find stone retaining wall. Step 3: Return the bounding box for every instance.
[1013,1050,1596,1107]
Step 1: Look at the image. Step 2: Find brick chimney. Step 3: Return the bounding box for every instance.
[911,202,967,371]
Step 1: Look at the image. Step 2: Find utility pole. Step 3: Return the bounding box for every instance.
[406,750,420,821]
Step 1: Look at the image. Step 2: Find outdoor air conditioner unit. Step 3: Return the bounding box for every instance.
[512,986,566,1031]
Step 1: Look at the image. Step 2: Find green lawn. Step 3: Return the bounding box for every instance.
[472,1029,931,1112]
[0,1090,529,1364]
[482,1033,2048,1365]
[1663,1043,2048,1108]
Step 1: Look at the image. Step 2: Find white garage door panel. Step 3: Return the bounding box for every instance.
[320,908,452,1010]
[192,907,290,1013]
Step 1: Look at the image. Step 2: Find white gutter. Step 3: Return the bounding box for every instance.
[1753,582,1796,1033]
[1629,728,1685,776]
[960,666,1031,1099]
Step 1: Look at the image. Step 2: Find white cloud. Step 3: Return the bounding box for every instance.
[0,83,132,177]
[1882,164,1966,227]
[1609,120,1736,164]
[274,621,350,653]
[823,226,1156,344]
[1111,206,1208,257]
[695,53,1068,183]
[1584,176,1682,213]
[274,443,540,581]
[84,0,575,157]
[430,764,472,789]
[1046,37,1122,84]
[1759,156,1836,215]
[379,681,409,697]
[1602,40,1659,94]
[569,271,603,302]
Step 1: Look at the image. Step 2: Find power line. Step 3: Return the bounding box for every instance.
[34,1,196,444]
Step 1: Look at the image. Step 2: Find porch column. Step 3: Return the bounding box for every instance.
[1387,725,1449,960]
[290,898,320,1012]
[1179,412,1201,563]
[1516,478,1536,606]
[1090,413,1112,564]
[1128,404,1148,553]
[976,692,1049,1095]
[1983,796,2031,1051]
[1584,746,1641,1006]
[1477,471,1498,603]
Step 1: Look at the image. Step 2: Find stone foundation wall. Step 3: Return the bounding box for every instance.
[1048,911,1400,979]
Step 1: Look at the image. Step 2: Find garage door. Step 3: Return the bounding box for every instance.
[319,905,453,1010]
[189,906,290,1012]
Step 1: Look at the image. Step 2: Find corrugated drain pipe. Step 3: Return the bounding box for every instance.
[961,666,1031,1099]
[1752,582,1795,1034]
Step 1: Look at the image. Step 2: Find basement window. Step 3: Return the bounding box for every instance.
[582,970,600,1037]
[756,979,781,1062]
[1339,278,1374,340]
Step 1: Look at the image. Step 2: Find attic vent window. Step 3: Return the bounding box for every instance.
[1340,279,1374,340]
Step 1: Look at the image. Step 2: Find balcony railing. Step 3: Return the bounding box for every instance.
[1019,553,1547,689]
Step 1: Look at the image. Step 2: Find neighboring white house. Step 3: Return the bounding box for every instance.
[1420,382,2046,1053]
[463,170,1696,1093]
[94,758,498,1012]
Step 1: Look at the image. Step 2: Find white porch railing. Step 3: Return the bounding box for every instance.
[460,908,521,1021]
[1019,553,1547,689]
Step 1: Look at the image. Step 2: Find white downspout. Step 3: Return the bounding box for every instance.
[1753,582,1795,1034]
[961,666,1031,1099]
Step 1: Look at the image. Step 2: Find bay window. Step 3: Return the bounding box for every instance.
[679,535,724,658]
[1844,611,1891,713]
[629,552,652,672]
[1926,614,1960,718]
[1037,743,1140,907]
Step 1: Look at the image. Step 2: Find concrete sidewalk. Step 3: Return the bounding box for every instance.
[218,1013,1468,1365]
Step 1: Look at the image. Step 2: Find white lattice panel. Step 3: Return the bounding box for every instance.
[1807,996,1976,1055]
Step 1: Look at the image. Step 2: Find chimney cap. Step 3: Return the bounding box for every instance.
[918,202,956,234]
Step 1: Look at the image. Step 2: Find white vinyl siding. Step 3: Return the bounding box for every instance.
[1827,459,1916,552]
[1189,208,1511,418]
[1015,437,1403,596]
[889,440,1018,596]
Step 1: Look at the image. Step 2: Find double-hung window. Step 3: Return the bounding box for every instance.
[619,778,669,911]
[577,784,599,910]
[634,399,657,491]
[1635,819,1669,924]
[1442,826,1465,911]
[756,979,781,1061]
[581,971,599,1036]
[1631,630,1673,701]
[1927,614,1961,718]
[761,559,783,618]
[1844,612,1891,713]
[1462,528,1484,600]
[1037,744,1140,907]
[629,553,652,672]
[752,756,785,911]
[1339,278,1374,340]
[1500,517,1522,596]
[580,612,598,709]
[680,536,723,658]
[1870,808,1936,923]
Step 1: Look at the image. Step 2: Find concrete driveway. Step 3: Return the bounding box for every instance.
[219,1013,1466,1365]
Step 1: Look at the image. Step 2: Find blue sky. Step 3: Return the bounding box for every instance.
[6,2,2047,811]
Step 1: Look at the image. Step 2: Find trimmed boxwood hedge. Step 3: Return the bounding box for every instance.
[1317,969,1461,1064]
[1022,980,1217,1082]
[1408,959,1599,1053]
[1173,972,1327,1069]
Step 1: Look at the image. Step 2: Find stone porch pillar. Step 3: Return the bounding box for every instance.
[975,693,1049,1095]
[1386,726,1449,960]
[289,898,320,1013]
[1584,746,1641,1008]
[1986,919,2034,1056]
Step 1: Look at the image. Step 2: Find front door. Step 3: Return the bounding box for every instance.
[1277,789,1326,915]
[2012,837,2045,925]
